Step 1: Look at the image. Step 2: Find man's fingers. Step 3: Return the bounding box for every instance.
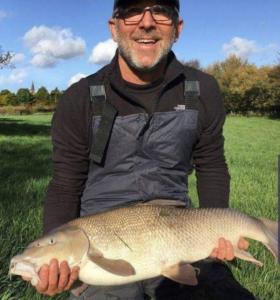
[225,240,235,260]
[238,238,249,250]
[210,248,218,258]
[57,261,71,292]
[217,238,227,260]
[46,259,59,294]
[31,260,79,296]
[36,264,49,292]
[65,267,80,291]
[210,237,248,261]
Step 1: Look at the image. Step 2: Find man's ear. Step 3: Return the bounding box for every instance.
[175,18,184,41]
[108,19,118,42]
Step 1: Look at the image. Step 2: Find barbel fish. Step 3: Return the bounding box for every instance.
[9,205,278,287]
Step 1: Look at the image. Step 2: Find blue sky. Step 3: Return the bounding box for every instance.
[0,0,279,92]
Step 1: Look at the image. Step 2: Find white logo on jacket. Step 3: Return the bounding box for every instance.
[174,104,186,111]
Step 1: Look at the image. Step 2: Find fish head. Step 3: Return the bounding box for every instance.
[9,225,89,283]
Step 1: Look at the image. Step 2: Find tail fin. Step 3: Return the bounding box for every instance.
[259,218,278,262]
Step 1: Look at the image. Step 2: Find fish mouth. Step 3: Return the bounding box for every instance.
[9,257,39,283]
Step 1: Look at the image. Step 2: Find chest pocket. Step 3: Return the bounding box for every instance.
[149,109,198,168]
[152,80,200,163]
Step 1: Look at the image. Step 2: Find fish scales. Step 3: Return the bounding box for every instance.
[68,206,271,283]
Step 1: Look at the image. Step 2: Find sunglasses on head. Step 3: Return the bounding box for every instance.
[113,4,179,25]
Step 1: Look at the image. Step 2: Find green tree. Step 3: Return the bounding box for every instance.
[245,82,271,114]
[16,88,33,104]
[265,61,280,115]
[0,89,11,106]
[207,55,271,114]
[0,89,11,95]
[6,93,18,105]
[206,55,260,93]
[0,89,19,106]
[49,88,62,104]
[268,64,280,85]
[35,86,50,104]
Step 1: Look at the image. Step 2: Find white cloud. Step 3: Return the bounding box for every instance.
[23,25,86,68]
[31,54,56,68]
[0,69,28,86]
[223,37,258,60]
[0,10,8,21]
[223,37,280,64]
[10,53,25,65]
[89,39,117,65]
[68,73,87,87]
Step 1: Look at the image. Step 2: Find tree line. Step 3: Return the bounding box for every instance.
[1,46,279,116]
[183,55,280,116]
[0,48,63,113]
[0,87,62,107]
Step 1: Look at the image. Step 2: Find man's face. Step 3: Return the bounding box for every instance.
[109,0,183,72]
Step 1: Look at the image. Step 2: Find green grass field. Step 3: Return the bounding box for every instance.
[0,114,279,300]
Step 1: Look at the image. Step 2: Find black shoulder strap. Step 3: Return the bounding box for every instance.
[90,85,106,101]
[90,85,106,115]
[89,84,118,164]
[184,80,200,110]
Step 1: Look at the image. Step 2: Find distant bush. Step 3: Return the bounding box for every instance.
[0,85,61,114]
[0,105,31,115]
[0,104,55,115]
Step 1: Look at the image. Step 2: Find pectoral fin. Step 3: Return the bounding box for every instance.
[88,248,135,276]
[161,263,199,286]
[233,247,263,267]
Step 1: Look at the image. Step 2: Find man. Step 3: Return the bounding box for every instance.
[24,0,255,299]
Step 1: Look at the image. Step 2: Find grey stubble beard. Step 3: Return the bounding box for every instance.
[115,25,177,73]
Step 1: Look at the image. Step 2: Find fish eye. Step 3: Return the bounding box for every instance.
[49,238,55,245]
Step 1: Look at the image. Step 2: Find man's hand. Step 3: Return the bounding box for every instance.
[210,237,249,261]
[23,259,79,296]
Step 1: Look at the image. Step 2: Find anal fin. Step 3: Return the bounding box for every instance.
[233,247,263,267]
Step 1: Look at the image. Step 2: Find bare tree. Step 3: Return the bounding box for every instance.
[0,46,14,69]
[180,59,202,70]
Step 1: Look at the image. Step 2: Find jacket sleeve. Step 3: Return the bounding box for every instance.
[43,79,91,233]
[193,75,230,208]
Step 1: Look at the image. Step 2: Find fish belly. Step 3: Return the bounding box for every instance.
[79,259,161,286]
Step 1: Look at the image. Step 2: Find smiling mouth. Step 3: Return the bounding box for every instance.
[135,39,158,45]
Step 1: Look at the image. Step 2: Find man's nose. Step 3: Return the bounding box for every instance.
[138,10,156,28]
